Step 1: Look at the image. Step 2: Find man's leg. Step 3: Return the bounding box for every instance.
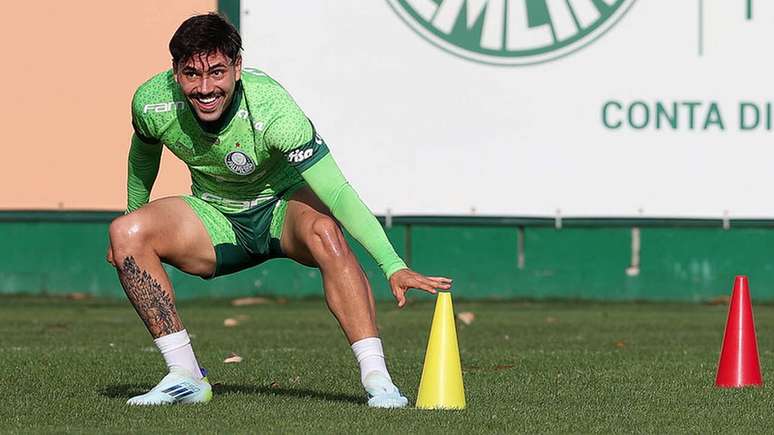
[280,187,377,342]
[108,197,217,405]
[279,187,407,407]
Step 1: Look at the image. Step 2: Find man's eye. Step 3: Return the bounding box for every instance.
[212,70,224,78]
[185,72,198,79]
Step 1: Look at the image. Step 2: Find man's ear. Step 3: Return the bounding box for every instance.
[172,62,180,83]
[234,55,242,81]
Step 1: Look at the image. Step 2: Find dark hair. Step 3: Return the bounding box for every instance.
[169,13,242,68]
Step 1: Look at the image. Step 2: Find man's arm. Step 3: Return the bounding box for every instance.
[259,87,451,303]
[126,134,162,213]
[108,133,162,266]
[299,153,407,278]
[299,153,452,306]
[259,99,407,276]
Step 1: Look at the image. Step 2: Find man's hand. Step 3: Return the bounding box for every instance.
[389,268,452,308]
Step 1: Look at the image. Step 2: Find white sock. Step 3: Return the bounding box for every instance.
[351,337,391,385]
[154,329,203,380]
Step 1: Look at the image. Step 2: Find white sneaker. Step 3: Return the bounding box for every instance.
[127,367,212,406]
[363,371,409,408]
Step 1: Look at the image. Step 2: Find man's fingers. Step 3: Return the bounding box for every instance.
[397,290,406,308]
[419,277,449,291]
[392,285,407,308]
[413,280,438,294]
[422,277,453,290]
[391,272,452,306]
[399,276,444,294]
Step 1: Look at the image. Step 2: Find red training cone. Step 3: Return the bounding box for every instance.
[715,275,763,388]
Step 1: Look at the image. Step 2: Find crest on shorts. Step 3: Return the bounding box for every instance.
[224,151,256,176]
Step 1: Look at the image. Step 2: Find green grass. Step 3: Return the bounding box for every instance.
[3,296,774,433]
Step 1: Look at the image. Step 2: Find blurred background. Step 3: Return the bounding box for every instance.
[2,0,772,302]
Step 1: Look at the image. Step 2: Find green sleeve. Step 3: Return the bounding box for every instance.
[300,154,408,279]
[264,114,313,154]
[126,134,162,213]
[260,83,314,154]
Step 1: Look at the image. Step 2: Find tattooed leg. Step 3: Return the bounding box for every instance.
[108,198,215,339]
[118,256,182,338]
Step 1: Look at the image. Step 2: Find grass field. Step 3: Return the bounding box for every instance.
[3,295,774,433]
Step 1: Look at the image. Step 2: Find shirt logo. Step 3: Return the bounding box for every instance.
[225,151,256,175]
[287,148,314,164]
[386,0,636,66]
[143,101,186,113]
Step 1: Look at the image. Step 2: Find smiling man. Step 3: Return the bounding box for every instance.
[107,13,451,407]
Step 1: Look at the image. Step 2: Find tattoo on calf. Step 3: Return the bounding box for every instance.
[119,256,181,337]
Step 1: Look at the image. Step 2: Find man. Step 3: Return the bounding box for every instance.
[107,13,451,408]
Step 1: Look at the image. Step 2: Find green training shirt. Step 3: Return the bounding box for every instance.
[130,68,324,214]
[128,68,407,278]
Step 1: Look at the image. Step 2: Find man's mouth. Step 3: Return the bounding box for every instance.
[192,94,223,112]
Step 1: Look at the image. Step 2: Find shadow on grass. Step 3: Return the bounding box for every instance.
[98,383,363,405]
[213,383,363,404]
[99,384,154,399]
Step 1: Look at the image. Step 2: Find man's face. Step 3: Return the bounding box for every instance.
[174,51,242,122]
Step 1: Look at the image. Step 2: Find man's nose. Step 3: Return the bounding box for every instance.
[200,75,214,94]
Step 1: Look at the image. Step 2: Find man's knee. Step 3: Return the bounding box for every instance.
[108,213,154,262]
[309,216,350,260]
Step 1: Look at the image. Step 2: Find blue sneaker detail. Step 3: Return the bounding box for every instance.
[127,368,212,406]
[364,372,409,408]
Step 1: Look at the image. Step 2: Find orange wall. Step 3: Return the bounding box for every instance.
[0,0,217,210]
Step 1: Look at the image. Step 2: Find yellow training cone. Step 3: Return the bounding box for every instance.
[416,291,466,409]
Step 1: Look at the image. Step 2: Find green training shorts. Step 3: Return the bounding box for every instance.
[181,184,304,278]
